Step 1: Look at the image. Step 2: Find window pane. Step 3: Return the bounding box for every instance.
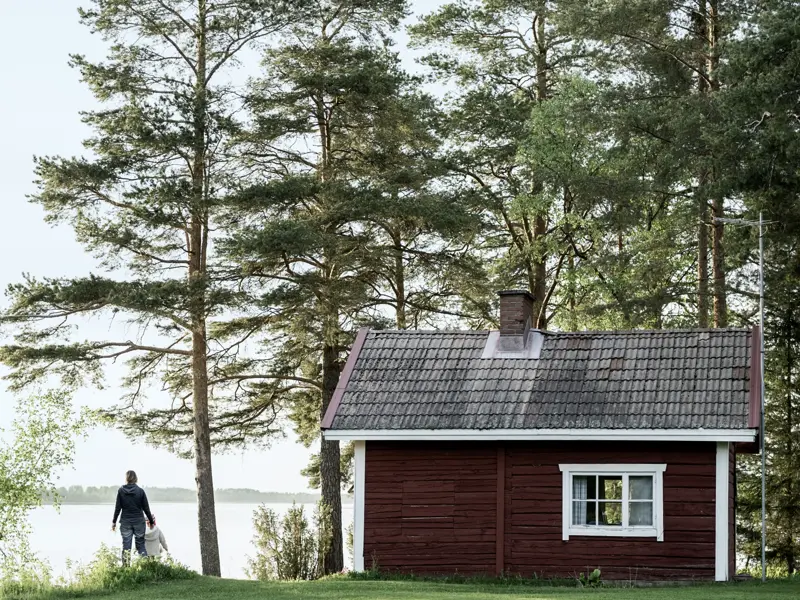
[630,476,654,500]
[599,501,622,526]
[599,476,622,500]
[587,475,597,499]
[586,501,596,525]
[572,501,588,525]
[573,476,589,500]
[630,501,654,526]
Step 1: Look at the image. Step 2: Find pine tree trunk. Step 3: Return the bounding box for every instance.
[711,196,727,327]
[321,341,343,573]
[695,1,710,329]
[531,5,548,329]
[785,315,795,574]
[707,0,727,327]
[189,0,221,576]
[532,215,548,329]
[698,195,710,328]
[191,307,221,576]
[394,233,406,329]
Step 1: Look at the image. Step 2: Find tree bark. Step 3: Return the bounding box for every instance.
[785,314,795,574]
[530,4,549,329]
[189,0,221,576]
[694,0,710,329]
[706,0,727,327]
[320,341,343,574]
[393,232,406,329]
[711,196,727,327]
[698,195,710,328]
[532,214,548,329]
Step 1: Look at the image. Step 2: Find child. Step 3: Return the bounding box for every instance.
[144,515,169,558]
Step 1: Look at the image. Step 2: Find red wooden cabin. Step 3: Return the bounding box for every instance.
[322,291,760,582]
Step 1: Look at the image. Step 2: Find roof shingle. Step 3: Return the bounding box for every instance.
[327,328,753,431]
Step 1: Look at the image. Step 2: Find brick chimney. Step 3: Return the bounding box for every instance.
[498,290,534,351]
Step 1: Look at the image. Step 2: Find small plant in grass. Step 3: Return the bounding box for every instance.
[578,568,602,588]
[247,501,333,581]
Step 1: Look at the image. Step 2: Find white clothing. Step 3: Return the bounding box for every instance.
[144,525,168,557]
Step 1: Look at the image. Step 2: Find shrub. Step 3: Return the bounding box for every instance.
[578,568,602,587]
[64,545,195,592]
[247,501,333,581]
[2,545,196,599]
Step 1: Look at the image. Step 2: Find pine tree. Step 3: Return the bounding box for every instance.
[216,0,463,572]
[0,0,293,576]
[719,0,800,571]
[410,0,599,328]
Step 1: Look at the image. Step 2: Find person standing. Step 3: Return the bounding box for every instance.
[144,514,169,558]
[111,470,154,564]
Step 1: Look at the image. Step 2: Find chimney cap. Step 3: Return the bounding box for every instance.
[497,289,535,302]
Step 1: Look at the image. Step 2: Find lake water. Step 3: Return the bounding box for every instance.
[28,502,354,580]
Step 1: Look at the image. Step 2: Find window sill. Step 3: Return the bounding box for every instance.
[566,527,661,541]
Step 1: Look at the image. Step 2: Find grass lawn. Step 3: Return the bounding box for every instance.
[78,576,800,600]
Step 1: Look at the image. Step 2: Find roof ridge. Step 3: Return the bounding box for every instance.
[368,327,751,336]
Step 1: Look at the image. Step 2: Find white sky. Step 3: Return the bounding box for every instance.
[0,0,445,493]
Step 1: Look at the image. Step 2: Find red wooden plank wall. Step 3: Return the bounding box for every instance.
[363,442,498,574]
[503,441,717,581]
[364,441,719,581]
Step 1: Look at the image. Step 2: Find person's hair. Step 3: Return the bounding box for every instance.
[125,470,138,484]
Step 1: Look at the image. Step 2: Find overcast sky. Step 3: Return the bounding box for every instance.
[0,0,444,493]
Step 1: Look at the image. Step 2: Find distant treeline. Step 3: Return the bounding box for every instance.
[43,486,323,505]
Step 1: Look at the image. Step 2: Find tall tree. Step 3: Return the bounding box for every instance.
[411,0,594,328]
[219,0,443,572]
[0,0,292,576]
[719,0,800,571]
[571,0,747,328]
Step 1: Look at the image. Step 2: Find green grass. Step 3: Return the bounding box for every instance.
[42,576,800,600]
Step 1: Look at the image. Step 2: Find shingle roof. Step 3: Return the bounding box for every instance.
[326,328,755,431]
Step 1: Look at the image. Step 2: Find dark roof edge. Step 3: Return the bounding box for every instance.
[498,289,535,301]
[321,327,369,430]
[749,325,761,429]
[366,326,752,336]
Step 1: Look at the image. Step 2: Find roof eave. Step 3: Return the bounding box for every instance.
[323,428,757,443]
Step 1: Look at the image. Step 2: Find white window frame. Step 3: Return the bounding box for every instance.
[559,464,666,542]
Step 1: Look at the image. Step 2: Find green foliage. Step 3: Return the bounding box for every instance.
[721,0,800,573]
[577,568,602,588]
[2,545,195,599]
[246,502,334,581]
[0,391,90,584]
[63,546,195,592]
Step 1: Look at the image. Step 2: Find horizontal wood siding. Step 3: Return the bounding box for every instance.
[504,441,717,581]
[364,442,497,574]
[364,441,719,580]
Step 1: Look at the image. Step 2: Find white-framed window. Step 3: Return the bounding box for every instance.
[558,464,666,542]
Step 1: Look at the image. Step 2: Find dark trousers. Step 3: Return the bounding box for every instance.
[120,521,147,563]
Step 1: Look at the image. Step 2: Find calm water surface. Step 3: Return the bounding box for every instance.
[28,502,354,579]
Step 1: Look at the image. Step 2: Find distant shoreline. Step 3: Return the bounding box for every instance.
[41,486,353,506]
[47,500,349,505]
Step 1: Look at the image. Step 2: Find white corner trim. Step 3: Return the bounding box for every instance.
[353,440,366,572]
[324,428,756,443]
[559,464,666,542]
[715,442,730,582]
[561,469,570,541]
